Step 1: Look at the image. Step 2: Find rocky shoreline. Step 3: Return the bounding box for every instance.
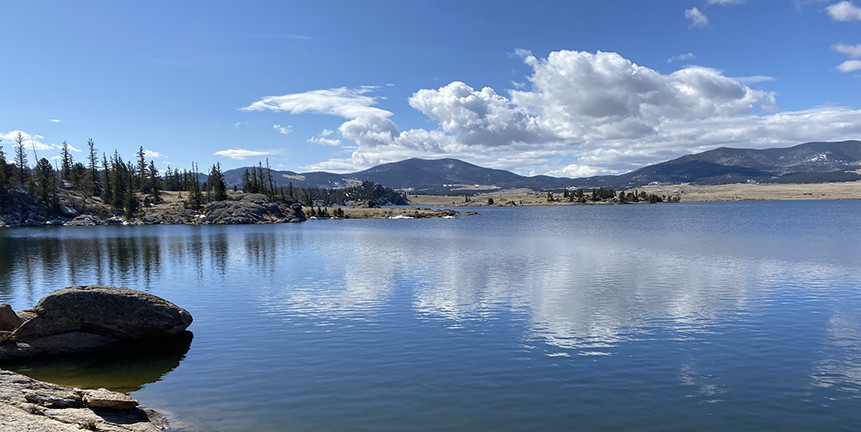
[0,190,474,228]
[0,286,194,431]
[0,369,169,432]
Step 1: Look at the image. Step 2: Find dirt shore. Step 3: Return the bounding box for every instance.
[407,181,861,206]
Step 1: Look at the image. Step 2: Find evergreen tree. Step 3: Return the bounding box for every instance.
[33,158,60,215]
[207,162,227,201]
[86,139,101,196]
[101,154,113,206]
[147,160,161,203]
[185,162,202,210]
[0,141,7,198]
[13,132,28,186]
[60,141,73,182]
[136,146,147,191]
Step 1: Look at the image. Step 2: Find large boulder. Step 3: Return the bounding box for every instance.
[0,304,22,331]
[12,286,192,342]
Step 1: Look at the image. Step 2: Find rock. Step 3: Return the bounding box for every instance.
[0,332,123,359]
[0,304,22,331]
[0,369,168,431]
[13,286,192,342]
[63,214,102,226]
[82,388,139,410]
[22,389,83,408]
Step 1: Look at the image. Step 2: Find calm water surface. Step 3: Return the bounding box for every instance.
[1,201,860,431]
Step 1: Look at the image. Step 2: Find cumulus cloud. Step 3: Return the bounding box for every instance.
[410,81,553,146]
[249,50,861,176]
[214,148,271,160]
[0,130,69,154]
[833,42,861,58]
[826,1,861,20]
[837,59,861,72]
[144,149,164,158]
[685,7,709,27]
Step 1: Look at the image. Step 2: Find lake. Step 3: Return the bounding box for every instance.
[1,201,860,431]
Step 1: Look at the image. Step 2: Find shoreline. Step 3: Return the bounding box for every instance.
[407,181,861,206]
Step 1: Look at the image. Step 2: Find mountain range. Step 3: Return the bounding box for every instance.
[222,140,861,194]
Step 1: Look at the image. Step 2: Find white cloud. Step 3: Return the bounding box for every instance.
[50,119,61,123]
[707,0,744,4]
[409,81,553,146]
[685,7,709,27]
[250,50,861,177]
[241,86,391,119]
[0,130,65,154]
[826,1,861,20]
[833,43,861,58]
[214,148,271,160]
[836,59,861,72]
[308,129,342,146]
[667,52,695,63]
[733,75,777,84]
[144,149,164,158]
[273,124,293,135]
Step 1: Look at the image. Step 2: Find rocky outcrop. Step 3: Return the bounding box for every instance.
[204,193,306,224]
[0,369,169,431]
[1,286,193,360]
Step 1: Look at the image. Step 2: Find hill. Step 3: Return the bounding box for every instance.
[222,140,861,194]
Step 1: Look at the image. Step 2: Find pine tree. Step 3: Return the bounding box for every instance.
[33,158,60,215]
[13,132,27,186]
[147,160,161,203]
[136,146,146,192]
[101,154,113,206]
[60,141,73,182]
[207,163,227,201]
[87,139,101,196]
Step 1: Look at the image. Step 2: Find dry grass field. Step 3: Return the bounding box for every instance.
[407,181,861,206]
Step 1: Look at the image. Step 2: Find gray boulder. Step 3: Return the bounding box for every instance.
[0,304,22,331]
[12,286,192,342]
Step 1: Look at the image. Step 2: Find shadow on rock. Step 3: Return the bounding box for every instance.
[2,331,193,393]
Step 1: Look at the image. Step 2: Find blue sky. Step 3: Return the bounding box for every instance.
[2,0,861,177]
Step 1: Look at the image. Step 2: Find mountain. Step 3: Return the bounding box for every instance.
[221,140,861,193]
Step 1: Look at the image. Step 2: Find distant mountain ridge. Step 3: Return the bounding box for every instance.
[222,140,861,193]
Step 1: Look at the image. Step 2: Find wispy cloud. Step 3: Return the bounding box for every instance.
[241,86,391,119]
[273,124,293,135]
[668,52,695,63]
[827,1,861,20]
[707,0,744,4]
[214,148,271,160]
[733,75,777,84]
[308,129,341,146]
[49,119,61,123]
[685,7,709,27]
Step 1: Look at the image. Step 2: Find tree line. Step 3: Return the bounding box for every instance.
[1,133,409,220]
[0,134,232,218]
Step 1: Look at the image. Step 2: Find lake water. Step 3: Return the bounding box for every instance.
[2,201,861,431]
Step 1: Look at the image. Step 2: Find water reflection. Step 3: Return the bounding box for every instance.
[2,332,193,393]
[812,314,861,393]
